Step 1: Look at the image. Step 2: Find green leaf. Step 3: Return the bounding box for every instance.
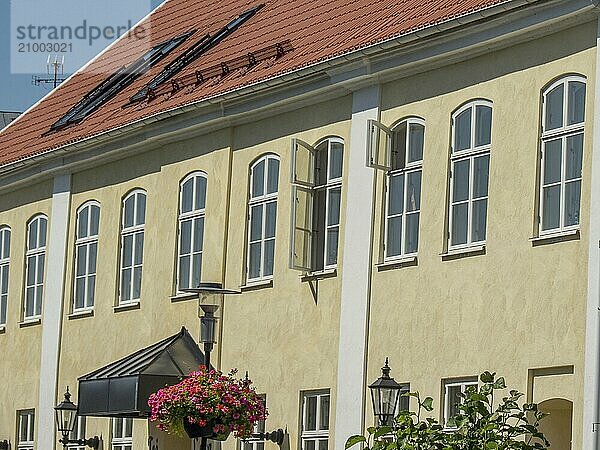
[493,377,506,389]
[346,435,367,449]
[480,371,495,383]
[421,397,434,411]
[373,427,392,439]
[485,443,499,450]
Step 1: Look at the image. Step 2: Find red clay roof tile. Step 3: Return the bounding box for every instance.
[0,0,514,168]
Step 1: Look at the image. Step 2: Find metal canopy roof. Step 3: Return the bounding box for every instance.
[77,327,204,418]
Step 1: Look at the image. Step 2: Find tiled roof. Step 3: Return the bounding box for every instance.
[0,0,515,168]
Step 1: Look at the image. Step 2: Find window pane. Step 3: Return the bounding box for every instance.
[121,268,132,302]
[125,418,133,436]
[305,441,315,450]
[0,294,5,326]
[78,207,89,239]
[264,239,275,277]
[134,233,144,265]
[27,256,36,285]
[250,205,263,241]
[306,396,317,431]
[447,385,462,420]
[315,144,328,186]
[136,193,146,225]
[267,158,280,194]
[26,288,34,317]
[1,230,9,259]
[90,205,100,236]
[568,81,586,126]
[76,245,87,276]
[195,176,207,210]
[20,415,28,441]
[566,134,583,181]
[454,108,472,151]
[249,242,261,279]
[542,185,561,231]
[192,253,202,288]
[387,216,402,258]
[405,213,419,254]
[544,139,562,185]
[133,266,142,299]
[193,217,204,252]
[546,84,564,130]
[122,235,133,267]
[35,287,42,315]
[39,218,47,247]
[406,171,421,212]
[123,196,135,228]
[178,255,190,290]
[75,278,85,309]
[453,159,470,202]
[473,155,490,199]
[318,441,328,450]
[327,188,341,227]
[407,123,424,163]
[87,275,96,307]
[252,160,265,198]
[388,174,404,216]
[329,142,343,180]
[181,179,193,213]
[451,204,468,246]
[471,199,487,242]
[114,418,123,438]
[89,243,97,274]
[180,220,192,254]
[565,181,581,227]
[265,202,277,238]
[391,123,407,170]
[326,228,339,266]
[320,396,330,430]
[37,254,45,283]
[475,105,492,147]
[28,220,38,250]
[1,265,8,294]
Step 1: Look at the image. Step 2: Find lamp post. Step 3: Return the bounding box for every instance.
[181,282,241,450]
[368,358,403,427]
[54,387,100,449]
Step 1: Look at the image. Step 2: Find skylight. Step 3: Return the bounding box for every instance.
[128,4,264,104]
[50,31,194,131]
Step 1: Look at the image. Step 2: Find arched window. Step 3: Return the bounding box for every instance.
[119,190,146,304]
[177,173,207,291]
[74,202,100,311]
[0,226,10,326]
[449,100,492,249]
[540,76,586,233]
[247,155,280,281]
[24,215,47,319]
[385,118,424,260]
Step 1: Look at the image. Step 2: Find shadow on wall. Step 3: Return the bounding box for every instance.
[538,398,573,450]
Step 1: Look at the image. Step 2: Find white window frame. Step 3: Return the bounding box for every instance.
[67,416,87,450]
[73,202,100,312]
[539,75,586,235]
[448,100,492,251]
[247,155,279,283]
[24,215,47,321]
[176,172,207,293]
[0,226,10,327]
[17,409,35,450]
[384,118,424,261]
[111,418,133,450]
[442,378,478,428]
[300,390,330,450]
[118,190,146,304]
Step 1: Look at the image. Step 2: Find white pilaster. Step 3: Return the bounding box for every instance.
[334,85,380,450]
[583,16,600,450]
[37,174,71,450]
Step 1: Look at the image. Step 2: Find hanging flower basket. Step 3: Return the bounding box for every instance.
[149,366,267,440]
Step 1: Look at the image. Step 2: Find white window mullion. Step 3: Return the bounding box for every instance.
[467,156,474,245]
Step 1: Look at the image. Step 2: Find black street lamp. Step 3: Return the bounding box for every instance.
[54,387,100,449]
[181,282,241,450]
[369,358,403,427]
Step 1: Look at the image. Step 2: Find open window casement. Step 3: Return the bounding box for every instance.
[366,119,392,171]
[289,185,313,271]
[290,138,316,187]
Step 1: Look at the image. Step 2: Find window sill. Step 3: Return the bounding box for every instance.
[68,309,94,320]
[301,268,337,282]
[19,317,42,328]
[113,302,141,313]
[241,279,273,292]
[170,292,198,303]
[531,229,580,246]
[440,244,486,260]
[376,255,418,271]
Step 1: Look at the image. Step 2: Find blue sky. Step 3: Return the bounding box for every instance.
[0,0,163,113]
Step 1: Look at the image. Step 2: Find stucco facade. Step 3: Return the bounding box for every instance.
[0,2,599,450]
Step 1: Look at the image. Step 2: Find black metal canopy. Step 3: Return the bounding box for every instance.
[77,327,204,418]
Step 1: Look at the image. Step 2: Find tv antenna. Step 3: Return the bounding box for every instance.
[32,55,67,89]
